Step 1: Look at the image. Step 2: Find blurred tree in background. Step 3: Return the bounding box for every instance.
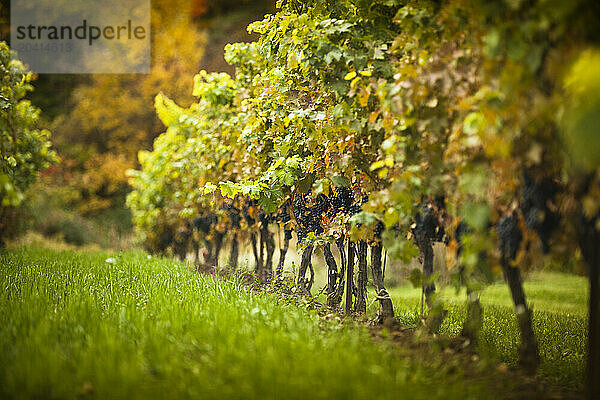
[0,41,57,246]
[0,0,272,247]
[50,0,206,216]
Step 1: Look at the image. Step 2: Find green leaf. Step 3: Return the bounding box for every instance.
[460,202,490,232]
[296,174,315,193]
[330,175,350,187]
[408,268,423,288]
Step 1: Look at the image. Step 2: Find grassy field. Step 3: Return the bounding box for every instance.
[385,272,588,386]
[0,247,587,399]
[299,247,588,387]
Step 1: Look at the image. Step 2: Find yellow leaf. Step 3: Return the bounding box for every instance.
[383,116,394,132]
[344,71,357,80]
[368,110,380,123]
[370,160,385,171]
[377,168,388,178]
[359,70,371,77]
[358,88,370,107]
[370,158,394,172]
[287,52,299,69]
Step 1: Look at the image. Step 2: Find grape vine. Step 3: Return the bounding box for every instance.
[126,0,600,391]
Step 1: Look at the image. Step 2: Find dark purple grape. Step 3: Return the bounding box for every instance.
[348,204,362,216]
[314,194,330,215]
[194,214,214,234]
[292,192,323,239]
[520,170,560,253]
[415,205,438,241]
[497,214,522,261]
[374,221,384,238]
[328,186,354,216]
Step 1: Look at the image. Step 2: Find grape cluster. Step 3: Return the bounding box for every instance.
[278,201,291,224]
[345,193,366,218]
[158,229,174,251]
[293,193,324,241]
[193,213,217,234]
[226,205,241,229]
[374,221,385,238]
[520,171,560,253]
[414,204,441,241]
[348,203,362,216]
[314,194,330,215]
[497,214,522,261]
[328,186,354,216]
[292,193,307,220]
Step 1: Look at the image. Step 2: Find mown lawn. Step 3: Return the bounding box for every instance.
[0,247,586,399]
[386,272,588,386]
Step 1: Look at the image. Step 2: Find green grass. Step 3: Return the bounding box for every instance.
[387,272,588,386]
[388,271,588,316]
[0,247,507,400]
